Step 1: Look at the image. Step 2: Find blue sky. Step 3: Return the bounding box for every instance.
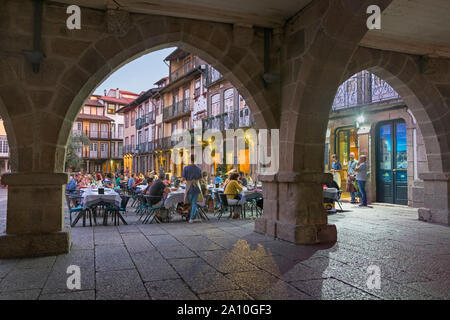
[94,47,176,96]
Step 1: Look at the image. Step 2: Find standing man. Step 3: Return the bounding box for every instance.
[346,152,358,204]
[355,155,368,207]
[182,154,202,223]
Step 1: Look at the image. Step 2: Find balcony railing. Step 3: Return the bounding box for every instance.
[169,57,201,83]
[163,99,192,121]
[332,71,401,111]
[205,65,223,86]
[123,145,135,154]
[202,110,254,131]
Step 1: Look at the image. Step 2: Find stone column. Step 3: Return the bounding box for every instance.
[255,172,337,244]
[418,172,450,225]
[0,173,71,258]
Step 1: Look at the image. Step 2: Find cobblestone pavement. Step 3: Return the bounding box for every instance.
[0,189,449,300]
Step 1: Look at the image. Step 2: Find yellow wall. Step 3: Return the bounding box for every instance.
[0,119,6,136]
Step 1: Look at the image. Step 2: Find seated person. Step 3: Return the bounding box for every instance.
[66,173,79,196]
[214,174,223,187]
[144,177,154,194]
[127,173,138,191]
[224,172,243,201]
[325,179,340,190]
[148,173,170,206]
[103,173,114,188]
[239,171,248,187]
[115,174,125,188]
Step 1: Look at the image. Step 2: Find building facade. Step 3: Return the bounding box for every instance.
[325,70,428,208]
[71,89,137,173]
[202,65,256,178]
[120,48,256,179]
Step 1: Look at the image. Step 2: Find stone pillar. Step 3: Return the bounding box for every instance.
[0,173,71,258]
[418,172,450,225]
[255,172,337,244]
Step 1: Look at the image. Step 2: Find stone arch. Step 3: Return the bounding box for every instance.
[0,60,23,173]
[54,15,278,170]
[344,46,449,173]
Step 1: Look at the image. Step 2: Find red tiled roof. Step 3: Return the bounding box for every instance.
[119,90,139,96]
[84,99,103,107]
[100,96,135,104]
[76,113,114,121]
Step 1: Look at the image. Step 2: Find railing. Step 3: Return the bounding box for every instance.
[169,57,201,83]
[80,130,111,139]
[100,152,108,159]
[332,71,401,111]
[163,99,192,121]
[154,138,162,150]
[123,145,135,154]
[205,65,223,85]
[202,110,254,131]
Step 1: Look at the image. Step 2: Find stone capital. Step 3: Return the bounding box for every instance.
[419,171,450,181]
[259,171,332,184]
[2,172,69,186]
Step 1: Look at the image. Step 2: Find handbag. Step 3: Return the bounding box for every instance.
[197,181,204,203]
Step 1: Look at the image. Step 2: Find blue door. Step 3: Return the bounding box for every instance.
[376,120,408,205]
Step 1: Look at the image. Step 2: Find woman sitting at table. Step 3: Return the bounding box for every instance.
[224,172,243,200]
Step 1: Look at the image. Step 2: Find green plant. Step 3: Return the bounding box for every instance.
[65,133,90,171]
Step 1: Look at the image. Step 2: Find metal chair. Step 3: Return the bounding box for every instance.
[218,193,243,220]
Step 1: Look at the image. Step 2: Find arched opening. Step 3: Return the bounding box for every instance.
[61,41,269,233]
[325,70,428,210]
[321,47,449,225]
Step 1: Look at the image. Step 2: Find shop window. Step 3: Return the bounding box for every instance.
[335,127,359,170]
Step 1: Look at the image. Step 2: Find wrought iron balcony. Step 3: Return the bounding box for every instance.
[163,99,192,121]
[202,110,255,131]
[169,57,201,83]
[136,112,155,129]
[332,71,401,111]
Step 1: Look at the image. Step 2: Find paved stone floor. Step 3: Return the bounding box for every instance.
[0,188,449,300]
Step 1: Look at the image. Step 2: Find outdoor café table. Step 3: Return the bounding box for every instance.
[164,189,186,209]
[78,188,125,226]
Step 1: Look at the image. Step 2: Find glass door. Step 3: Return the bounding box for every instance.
[376,119,408,205]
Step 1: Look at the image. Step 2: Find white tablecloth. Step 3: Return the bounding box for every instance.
[164,190,186,209]
[81,189,122,209]
[136,185,147,193]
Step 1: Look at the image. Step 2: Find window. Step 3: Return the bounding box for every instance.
[224,89,234,113]
[131,135,135,151]
[131,111,135,125]
[83,106,90,114]
[107,103,115,114]
[194,79,201,97]
[0,138,9,154]
[211,94,220,116]
[125,137,129,147]
[118,124,124,138]
[89,123,98,138]
[90,142,98,151]
[100,123,109,138]
[125,113,129,128]
[96,107,103,116]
